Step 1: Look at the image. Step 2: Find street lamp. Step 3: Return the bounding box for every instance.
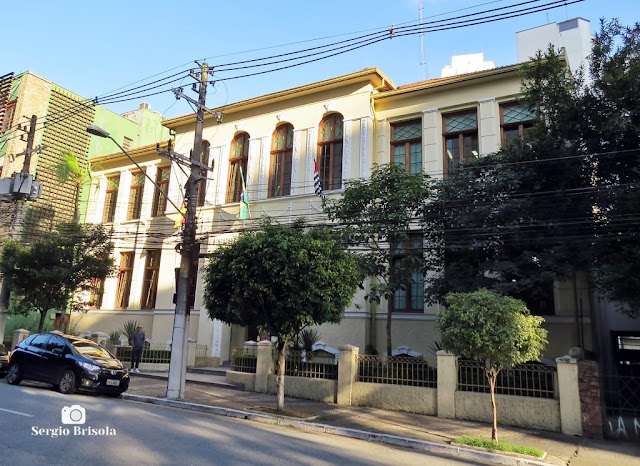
[87,123,195,399]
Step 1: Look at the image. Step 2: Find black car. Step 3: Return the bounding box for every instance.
[0,344,9,377]
[6,333,129,396]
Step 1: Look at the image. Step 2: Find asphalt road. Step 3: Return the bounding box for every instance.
[0,379,488,465]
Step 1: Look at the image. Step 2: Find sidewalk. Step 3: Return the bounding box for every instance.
[124,368,640,466]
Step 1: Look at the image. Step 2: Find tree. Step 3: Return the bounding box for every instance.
[0,223,114,333]
[424,19,640,317]
[437,289,547,443]
[55,150,96,223]
[202,219,361,411]
[323,163,431,357]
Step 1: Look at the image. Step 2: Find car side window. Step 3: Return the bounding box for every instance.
[31,335,50,349]
[46,336,66,352]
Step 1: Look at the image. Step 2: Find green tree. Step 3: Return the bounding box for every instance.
[0,223,114,333]
[423,19,640,318]
[55,150,96,223]
[323,163,431,357]
[437,289,547,443]
[202,219,361,411]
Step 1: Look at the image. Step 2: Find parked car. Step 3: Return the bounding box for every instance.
[6,333,129,396]
[0,344,9,377]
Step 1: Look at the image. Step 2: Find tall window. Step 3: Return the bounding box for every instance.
[269,124,293,198]
[152,166,171,217]
[443,110,478,176]
[391,119,422,174]
[317,113,343,191]
[196,140,210,207]
[227,133,249,203]
[115,252,134,309]
[390,235,424,313]
[127,171,145,220]
[141,249,161,309]
[501,102,536,143]
[102,175,120,223]
[89,278,105,309]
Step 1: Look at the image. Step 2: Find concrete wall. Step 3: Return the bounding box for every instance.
[227,371,256,392]
[266,375,336,404]
[351,382,436,415]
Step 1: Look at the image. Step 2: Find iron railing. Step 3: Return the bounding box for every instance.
[282,350,338,380]
[457,359,557,399]
[230,347,258,373]
[112,344,172,364]
[357,354,437,388]
[196,344,209,358]
[601,372,640,417]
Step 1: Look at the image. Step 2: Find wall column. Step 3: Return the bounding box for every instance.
[437,350,458,418]
[255,340,273,393]
[556,355,583,436]
[337,345,359,405]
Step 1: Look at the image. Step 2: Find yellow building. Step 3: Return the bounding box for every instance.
[80,65,596,363]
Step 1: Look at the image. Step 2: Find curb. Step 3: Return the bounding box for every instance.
[130,372,244,391]
[122,393,552,466]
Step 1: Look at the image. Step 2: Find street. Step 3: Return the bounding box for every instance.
[0,379,487,465]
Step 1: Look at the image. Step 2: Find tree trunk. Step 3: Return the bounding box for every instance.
[486,368,499,444]
[37,310,47,334]
[276,338,289,411]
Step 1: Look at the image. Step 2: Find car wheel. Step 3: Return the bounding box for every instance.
[6,363,22,385]
[58,369,76,394]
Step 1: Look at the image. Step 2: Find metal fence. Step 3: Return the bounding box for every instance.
[457,359,557,399]
[282,350,338,380]
[357,354,437,388]
[601,372,640,417]
[196,344,209,358]
[112,344,172,364]
[230,347,258,373]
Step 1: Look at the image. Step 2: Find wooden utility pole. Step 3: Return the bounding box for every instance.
[166,63,209,399]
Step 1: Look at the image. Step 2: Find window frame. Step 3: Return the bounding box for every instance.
[268,123,294,198]
[317,113,344,191]
[500,102,536,144]
[443,109,479,177]
[227,133,250,203]
[115,252,134,309]
[140,249,161,309]
[89,277,105,309]
[102,174,120,223]
[389,234,425,313]
[390,119,423,174]
[127,170,145,220]
[151,165,171,217]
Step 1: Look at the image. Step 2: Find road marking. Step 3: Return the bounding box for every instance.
[0,407,34,417]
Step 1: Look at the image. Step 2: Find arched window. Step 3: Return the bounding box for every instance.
[196,140,210,207]
[269,123,293,198]
[227,133,249,203]
[317,113,343,191]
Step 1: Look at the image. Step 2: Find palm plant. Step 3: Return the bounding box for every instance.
[121,320,139,345]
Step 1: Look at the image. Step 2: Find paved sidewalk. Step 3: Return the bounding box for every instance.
[124,369,640,466]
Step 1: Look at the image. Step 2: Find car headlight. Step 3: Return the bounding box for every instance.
[81,362,101,372]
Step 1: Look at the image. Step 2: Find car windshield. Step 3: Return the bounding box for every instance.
[72,341,112,358]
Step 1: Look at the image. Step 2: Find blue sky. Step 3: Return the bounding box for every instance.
[3,0,639,118]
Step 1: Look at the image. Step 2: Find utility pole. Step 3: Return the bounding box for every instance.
[0,115,42,340]
[166,63,209,400]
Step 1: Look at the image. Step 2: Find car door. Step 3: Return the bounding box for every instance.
[43,335,68,383]
[21,334,50,380]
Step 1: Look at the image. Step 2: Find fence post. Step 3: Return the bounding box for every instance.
[337,345,359,406]
[437,350,458,419]
[255,341,273,393]
[556,355,583,436]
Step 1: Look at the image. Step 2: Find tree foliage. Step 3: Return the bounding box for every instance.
[437,289,547,443]
[424,19,640,317]
[323,163,431,356]
[55,150,97,223]
[202,218,361,410]
[0,223,114,333]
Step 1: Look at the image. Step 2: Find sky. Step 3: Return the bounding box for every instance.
[3,0,640,119]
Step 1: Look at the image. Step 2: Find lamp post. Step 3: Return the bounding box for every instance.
[87,124,194,399]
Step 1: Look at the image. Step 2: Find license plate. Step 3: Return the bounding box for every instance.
[106,379,120,386]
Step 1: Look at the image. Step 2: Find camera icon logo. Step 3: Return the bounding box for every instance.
[61,405,86,425]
